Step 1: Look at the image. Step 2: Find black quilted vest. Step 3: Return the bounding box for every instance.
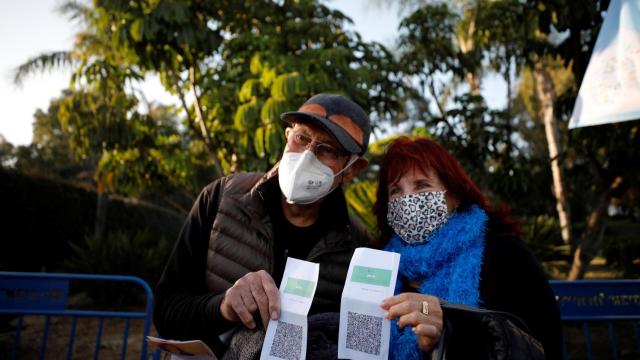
[205,168,369,314]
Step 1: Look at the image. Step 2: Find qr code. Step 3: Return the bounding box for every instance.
[269,321,303,360]
[346,311,382,355]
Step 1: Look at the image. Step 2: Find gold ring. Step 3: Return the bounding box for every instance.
[422,300,429,316]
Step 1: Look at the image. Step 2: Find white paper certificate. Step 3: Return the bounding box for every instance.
[260,257,319,360]
[338,248,400,360]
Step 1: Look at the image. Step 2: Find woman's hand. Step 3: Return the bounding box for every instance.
[380,293,443,353]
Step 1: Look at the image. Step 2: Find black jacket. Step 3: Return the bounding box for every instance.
[477,232,563,359]
[153,168,370,356]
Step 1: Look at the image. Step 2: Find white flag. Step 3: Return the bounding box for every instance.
[569,0,640,129]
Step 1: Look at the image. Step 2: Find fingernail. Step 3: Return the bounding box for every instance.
[271,311,278,320]
[383,311,389,319]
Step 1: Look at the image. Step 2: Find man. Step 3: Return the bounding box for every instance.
[153,94,372,356]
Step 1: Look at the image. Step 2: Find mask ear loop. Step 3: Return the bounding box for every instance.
[334,155,359,178]
[333,155,360,192]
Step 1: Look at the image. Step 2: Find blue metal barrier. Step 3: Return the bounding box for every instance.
[551,280,640,360]
[4,274,637,359]
[0,272,155,360]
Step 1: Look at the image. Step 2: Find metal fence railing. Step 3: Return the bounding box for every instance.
[551,280,640,360]
[2,273,639,359]
[0,271,154,360]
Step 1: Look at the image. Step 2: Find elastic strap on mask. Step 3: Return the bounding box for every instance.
[334,155,359,178]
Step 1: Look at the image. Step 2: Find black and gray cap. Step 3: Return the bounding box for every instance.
[280,94,371,155]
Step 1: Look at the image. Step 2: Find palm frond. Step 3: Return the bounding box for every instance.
[57,1,92,23]
[13,51,73,86]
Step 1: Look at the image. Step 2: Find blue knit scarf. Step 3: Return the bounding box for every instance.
[384,205,488,360]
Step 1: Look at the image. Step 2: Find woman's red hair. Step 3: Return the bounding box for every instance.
[373,136,520,246]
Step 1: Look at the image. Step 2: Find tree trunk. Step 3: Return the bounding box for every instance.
[458,5,480,95]
[465,72,481,95]
[170,69,224,179]
[504,59,513,163]
[189,66,224,178]
[94,182,108,241]
[534,62,572,246]
[568,176,624,280]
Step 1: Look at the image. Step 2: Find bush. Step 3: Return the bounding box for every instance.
[521,215,565,261]
[345,179,379,240]
[1,169,96,271]
[521,215,568,277]
[0,168,184,275]
[61,229,172,306]
[602,219,640,277]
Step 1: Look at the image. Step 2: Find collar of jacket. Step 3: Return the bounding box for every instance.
[232,162,353,246]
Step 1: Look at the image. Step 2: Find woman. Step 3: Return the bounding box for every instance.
[375,136,562,359]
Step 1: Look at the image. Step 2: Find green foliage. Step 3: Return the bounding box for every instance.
[261,98,289,124]
[13,51,73,86]
[603,220,640,278]
[518,57,576,122]
[345,179,380,239]
[394,1,552,215]
[521,215,564,262]
[234,97,261,130]
[0,168,183,272]
[62,229,172,305]
[18,0,408,178]
[563,121,640,222]
[270,73,307,101]
[59,0,402,174]
[52,88,197,195]
[63,229,171,285]
[13,0,636,279]
[57,89,136,163]
[392,1,637,234]
[238,79,260,103]
[0,136,14,168]
[221,3,405,171]
[398,3,462,77]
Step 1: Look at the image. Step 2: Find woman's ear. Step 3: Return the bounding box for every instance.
[342,157,369,184]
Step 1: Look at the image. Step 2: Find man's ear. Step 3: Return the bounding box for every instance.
[342,157,369,184]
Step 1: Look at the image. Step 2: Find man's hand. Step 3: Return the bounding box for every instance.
[380,293,443,353]
[220,270,281,329]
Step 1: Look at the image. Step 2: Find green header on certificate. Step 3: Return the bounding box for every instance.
[284,278,315,297]
[351,266,392,287]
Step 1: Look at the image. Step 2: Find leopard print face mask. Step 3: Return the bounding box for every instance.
[386,190,449,244]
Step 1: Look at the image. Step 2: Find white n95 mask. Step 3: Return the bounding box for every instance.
[278,150,355,205]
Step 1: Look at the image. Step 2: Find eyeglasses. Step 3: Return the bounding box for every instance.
[287,130,350,163]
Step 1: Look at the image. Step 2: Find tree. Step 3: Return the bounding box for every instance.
[14,0,409,241]
[519,0,623,279]
[55,87,198,237]
[507,0,640,279]
[563,122,638,279]
[395,1,544,204]
[80,0,406,175]
[0,135,15,168]
[22,91,84,177]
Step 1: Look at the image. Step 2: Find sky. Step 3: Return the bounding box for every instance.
[0,0,505,146]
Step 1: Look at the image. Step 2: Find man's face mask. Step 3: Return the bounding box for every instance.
[278,150,356,205]
[386,190,450,244]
